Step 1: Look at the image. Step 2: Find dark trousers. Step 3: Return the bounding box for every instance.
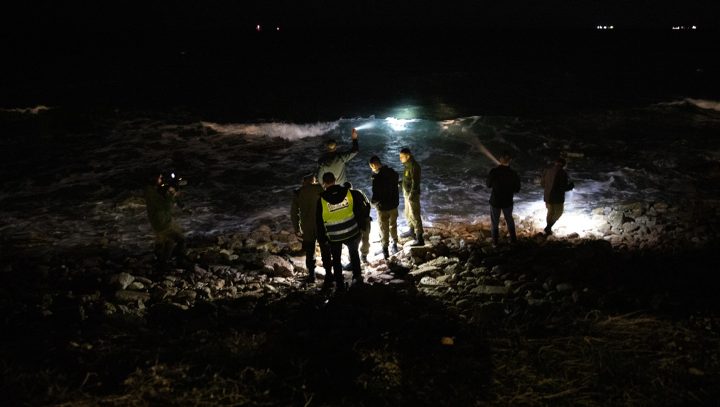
[329,236,361,287]
[303,238,331,277]
[490,205,517,243]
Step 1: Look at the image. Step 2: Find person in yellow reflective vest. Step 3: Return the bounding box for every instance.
[316,172,369,290]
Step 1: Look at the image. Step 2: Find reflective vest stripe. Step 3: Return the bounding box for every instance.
[322,190,359,242]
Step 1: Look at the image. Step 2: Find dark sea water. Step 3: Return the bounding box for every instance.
[2,30,720,251]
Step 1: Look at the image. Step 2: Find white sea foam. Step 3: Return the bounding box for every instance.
[685,98,720,112]
[202,121,340,140]
[0,105,52,114]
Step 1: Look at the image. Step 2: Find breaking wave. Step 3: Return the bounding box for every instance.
[202,121,340,140]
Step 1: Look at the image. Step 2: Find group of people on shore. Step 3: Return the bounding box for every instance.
[144,128,574,290]
[290,128,425,290]
[486,152,574,245]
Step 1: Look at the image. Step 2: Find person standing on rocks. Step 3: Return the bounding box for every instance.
[316,172,367,289]
[317,128,359,186]
[541,157,575,235]
[144,172,188,270]
[343,182,372,265]
[399,147,424,246]
[486,152,520,245]
[369,155,400,259]
[291,174,332,283]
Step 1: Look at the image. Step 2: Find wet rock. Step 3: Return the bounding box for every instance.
[425,256,459,268]
[262,255,294,277]
[128,281,145,290]
[409,265,441,279]
[134,276,153,286]
[115,290,150,303]
[177,289,198,302]
[470,285,508,296]
[622,222,640,233]
[109,272,135,290]
[419,276,440,286]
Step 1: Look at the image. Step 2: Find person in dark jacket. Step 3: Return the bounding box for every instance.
[486,152,521,245]
[343,182,372,265]
[291,174,331,283]
[541,157,575,235]
[316,172,368,289]
[317,128,359,186]
[399,148,424,246]
[144,172,187,268]
[369,155,400,259]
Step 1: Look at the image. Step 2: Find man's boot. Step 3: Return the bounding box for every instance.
[382,246,390,260]
[321,270,334,290]
[391,242,398,254]
[400,228,415,239]
[361,254,368,265]
[410,232,425,247]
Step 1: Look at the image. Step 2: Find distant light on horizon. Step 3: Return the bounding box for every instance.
[672,25,698,30]
[256,24,261,32]
[596,25,614,30]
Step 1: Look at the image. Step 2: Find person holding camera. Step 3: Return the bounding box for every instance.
[144,172,187,269]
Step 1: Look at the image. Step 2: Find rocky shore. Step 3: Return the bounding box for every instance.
[2,201,720,406]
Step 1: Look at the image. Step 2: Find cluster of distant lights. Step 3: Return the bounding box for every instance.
[256,24,281,32]
[596,25,698,30]
[256,24,698,32]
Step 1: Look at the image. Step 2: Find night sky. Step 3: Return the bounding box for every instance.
[2,0,718,36]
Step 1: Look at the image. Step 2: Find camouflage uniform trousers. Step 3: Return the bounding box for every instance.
[403,193,424,235]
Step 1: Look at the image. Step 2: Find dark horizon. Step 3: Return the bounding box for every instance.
[3,0,719,35]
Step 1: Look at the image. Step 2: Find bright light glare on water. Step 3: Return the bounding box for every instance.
[385,117,413,131]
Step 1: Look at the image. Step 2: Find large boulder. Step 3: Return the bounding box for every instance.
[262,255,294,277]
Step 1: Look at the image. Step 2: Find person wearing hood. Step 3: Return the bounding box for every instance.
[291,174,331,283]
[316,172,369,289]
[317,128,359,186]
[541,157,575,235]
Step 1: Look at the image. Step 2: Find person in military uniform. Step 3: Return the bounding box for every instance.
[144,172,187,269]
[291,174,332,283]
[316,172,369,290]
[399,148,424,246]
[317,128,359,186]
[368,155,400,259]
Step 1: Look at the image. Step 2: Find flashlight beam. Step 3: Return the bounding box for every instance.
[472,138,500,165]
